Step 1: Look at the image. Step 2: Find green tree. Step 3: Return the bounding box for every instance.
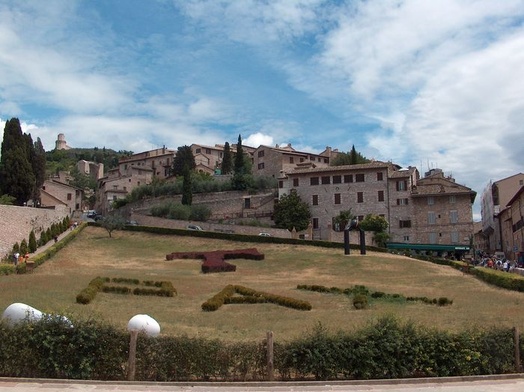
[28,230,37,253]
[19,239,28,255]
[332,209,355,232]
[32,137,47,205]
[232,135,252,190]
[181,166,192,206]
[68,166,96,190]
[100,215,125,238]
[0,194,16,205]
[171,145,195,176]
[274,189,311,231]
[221,142,232,174]
[359,214,389,233]
[331,145,370,166]
[359,214,390,248]
[0,118,36,205]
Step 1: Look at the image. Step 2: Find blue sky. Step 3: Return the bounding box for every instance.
[1,0,524,219]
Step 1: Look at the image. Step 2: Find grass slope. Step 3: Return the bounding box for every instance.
[1,226,523,342]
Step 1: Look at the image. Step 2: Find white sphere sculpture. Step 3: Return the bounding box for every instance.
[2,303,43,324]
[127,314,160,337]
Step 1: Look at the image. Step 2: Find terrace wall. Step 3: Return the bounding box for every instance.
[0,205,70,259]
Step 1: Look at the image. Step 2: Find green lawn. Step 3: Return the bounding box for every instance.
[1,226,523,342]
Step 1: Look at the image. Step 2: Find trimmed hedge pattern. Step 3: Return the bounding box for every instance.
[166,248,264,273]
[76,277,176,304]
[201,284,312,311]
[297,284,453,307]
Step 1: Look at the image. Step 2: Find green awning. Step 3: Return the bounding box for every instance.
[387,243,470,252]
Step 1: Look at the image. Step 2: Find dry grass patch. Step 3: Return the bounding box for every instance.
[1,226,524,342]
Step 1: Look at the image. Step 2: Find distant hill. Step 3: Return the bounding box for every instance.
[45,147,133,176]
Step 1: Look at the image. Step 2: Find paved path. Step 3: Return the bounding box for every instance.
[1,375,524,392]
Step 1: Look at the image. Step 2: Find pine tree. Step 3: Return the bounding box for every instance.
[221,142,232,174]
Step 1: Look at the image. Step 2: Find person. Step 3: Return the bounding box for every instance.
[54,235,58,243]
[24,252,29,263]
[13,252,19,266]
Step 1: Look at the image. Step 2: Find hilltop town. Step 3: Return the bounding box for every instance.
[1,132,523,266]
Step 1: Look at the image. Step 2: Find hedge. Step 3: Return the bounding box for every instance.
[0,315,520,381]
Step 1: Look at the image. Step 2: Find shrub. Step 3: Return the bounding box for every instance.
[353,294,368,309]
[28,230,37,253]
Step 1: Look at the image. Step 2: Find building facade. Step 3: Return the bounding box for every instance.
[40,179,84,213]
[481,173,524,253]
[499,186,524,263]
[279,163,475,256]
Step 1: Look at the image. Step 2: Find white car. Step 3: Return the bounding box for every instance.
[258,232,271,237]
[187,225,203,231]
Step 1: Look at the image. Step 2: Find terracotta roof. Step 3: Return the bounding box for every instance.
[288,161,394,175]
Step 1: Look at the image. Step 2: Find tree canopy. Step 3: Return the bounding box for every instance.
[0,118,42,205]
[274,189,311,231]
[171,145,195,176]
[331,145,370,166]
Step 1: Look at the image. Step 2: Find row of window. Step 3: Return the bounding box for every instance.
[400,232,461,244]
[307,172,381,186]
[311,191,385,205]
[428,232,461,243]
[428,211,459,224]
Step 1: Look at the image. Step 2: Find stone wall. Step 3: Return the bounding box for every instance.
[130,212,292,238]
[0,205,69,259]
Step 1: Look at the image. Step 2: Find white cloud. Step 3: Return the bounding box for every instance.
[244,132,273,147]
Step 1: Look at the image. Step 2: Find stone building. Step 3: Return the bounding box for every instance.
[95,147,174,213]
[279,163,475,256]
[54,133,71,150]
[408,168,476,250]
[253,144,339,179]
[77,160,104,180]
[40,179,84,213]
[498,186,524,263]
[481,173,524,253]
[96,166,153,214]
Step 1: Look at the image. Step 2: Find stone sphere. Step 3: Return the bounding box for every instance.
[127,314,160,337]
[2,303,43,324]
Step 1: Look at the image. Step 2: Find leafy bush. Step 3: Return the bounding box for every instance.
[353,294,368,309]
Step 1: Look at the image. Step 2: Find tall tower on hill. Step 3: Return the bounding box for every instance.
[55,133,71,150]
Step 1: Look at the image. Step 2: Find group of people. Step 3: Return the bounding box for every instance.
[476,252,519,272]
[12,252,29,266]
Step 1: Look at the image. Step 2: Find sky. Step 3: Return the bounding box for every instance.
[1,0,524,220]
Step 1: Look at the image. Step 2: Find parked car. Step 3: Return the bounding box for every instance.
[187,224,203,231]
[86,210,97,218]
[258,232,271,237]
[126,220,138,226]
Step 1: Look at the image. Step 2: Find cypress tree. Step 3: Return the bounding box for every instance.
[0,118,37,205]
[232,135,247,190]
[29,230,37,253]
[221,142,232,174]
[181,166,192,206]
[32,137,47,205]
